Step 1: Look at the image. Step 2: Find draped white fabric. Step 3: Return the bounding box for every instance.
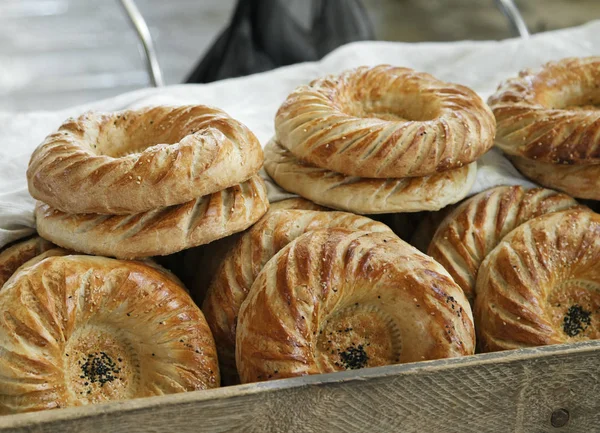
[2,20,599,248]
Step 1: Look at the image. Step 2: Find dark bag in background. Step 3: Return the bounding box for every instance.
[186,0,375,83]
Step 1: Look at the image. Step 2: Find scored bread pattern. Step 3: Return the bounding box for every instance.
[236,229,474,384]
[35,176,269,259]
[0,237,56,288]
[489,57,600,164]
[475,208,600,352]
[179,197,326,307]
[275,65,495,178]
[428,186,580,302]
[0,256,219,415]
[27,105,264,214]
[202,209,393,385]
[511,156,600,200]
[264,138,476,214]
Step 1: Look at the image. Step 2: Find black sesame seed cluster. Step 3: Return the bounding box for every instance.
[77,352,123,395]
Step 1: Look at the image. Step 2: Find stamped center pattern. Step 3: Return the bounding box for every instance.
[65,324,140,404]
[315,303,402,372]
[547,279,600,339]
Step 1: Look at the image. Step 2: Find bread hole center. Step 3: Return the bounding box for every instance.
[92,114,213,158]
[343,92,440,122]
[315,303,402,372]
[547,279,600,339]
[65,325,139,404]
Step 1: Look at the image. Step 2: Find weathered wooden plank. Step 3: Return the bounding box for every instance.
[1,340,599,432]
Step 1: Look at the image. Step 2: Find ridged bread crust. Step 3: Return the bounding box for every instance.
[489,57,600,164]
[0,255,219,415]
[428,186,579,302]
[35,176,269,259]
[0,237,56,287]
[236,229,474,384]
[27,106,264,214]
[264,138,477,214]
[475,209,600,352]
[275,65,495,178]
[203,210,393,384]
[178,197,327,305]
[511,155,600,200]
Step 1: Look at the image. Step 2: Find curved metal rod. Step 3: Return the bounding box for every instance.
[494,0,530,39]
[119,0,164,87]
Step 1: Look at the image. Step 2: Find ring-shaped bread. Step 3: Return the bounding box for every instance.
[489,57,600,165]
[0,255,219,414]
[236,229,474,384]
[428,186,579,302]
[264,138,477,214]
[511,155,600,200]
[35,176,269,259]
[27,106,264,214]
[275,65,495,178]
[203,210,393,384]
[475,208,600,352]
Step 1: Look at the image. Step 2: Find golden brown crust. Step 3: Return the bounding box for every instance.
[428,186,579,303]
[275,65,495,178]
[475,208,600,352]
[179,197,329,306]
[27,106,264,214]
[35,176,269,259]
[236,229,474,384]
[264,138,477,214]
[511,155,600,200]
[1,248,72,291]
[0,236,56,287]
[0,255,219,414]
[203,210,393,385]
[489,57,600,164]
[268,198,327,212]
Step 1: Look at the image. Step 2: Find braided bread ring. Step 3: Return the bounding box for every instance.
[475,208,600,352]
[264,138,476,214]
[511,155,600,200]
[428,186,579,302]
[0,255,219,414]
[27,106,264,214]
[35,176,269,259]
[236,229,474,384]
[275,65,495,178]
[489,57,600,164]
[203,210,392,384]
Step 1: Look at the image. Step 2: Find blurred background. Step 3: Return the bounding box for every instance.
[1,0,597,111]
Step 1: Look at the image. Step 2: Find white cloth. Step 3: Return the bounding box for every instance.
[2,20,600,248]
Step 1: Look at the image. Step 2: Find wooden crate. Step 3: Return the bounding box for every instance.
[1,340,598,432]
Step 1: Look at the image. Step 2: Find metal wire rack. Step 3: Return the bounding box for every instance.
[120,0,530,88]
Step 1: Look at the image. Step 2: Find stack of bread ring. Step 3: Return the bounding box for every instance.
[201,207,474,385]
[0,105,271,415]
[27,105,269,259]
[489,57,600,200]
[265,65,496,214]
[5,59,600,416]
[417,185,600,354]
